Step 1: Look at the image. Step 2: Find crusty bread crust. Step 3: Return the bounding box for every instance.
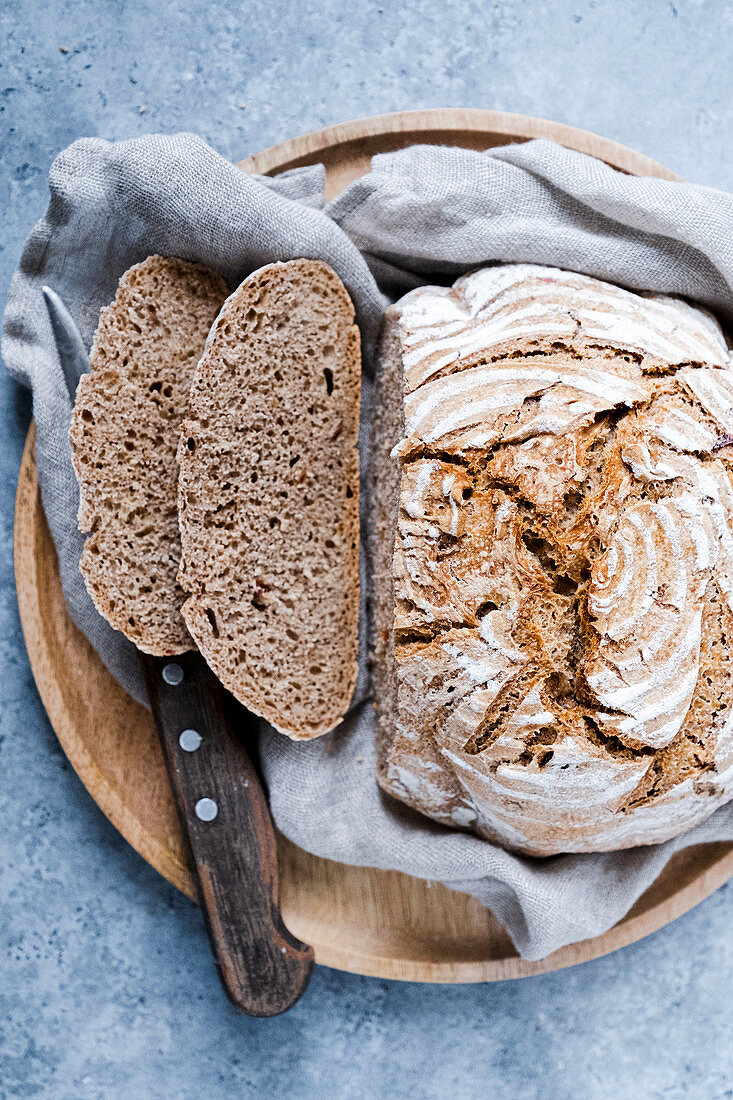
[373,263,733,855]
[70,255,228,655]
[369,311,469,819]
[177,259,361,740]
[369,312,401,770]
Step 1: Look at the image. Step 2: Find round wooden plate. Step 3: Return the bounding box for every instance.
[15,109,733,982]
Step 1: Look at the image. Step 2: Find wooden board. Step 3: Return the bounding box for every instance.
[14,109,733,983]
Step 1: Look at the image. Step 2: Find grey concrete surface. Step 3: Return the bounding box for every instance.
[2,1,732,1097]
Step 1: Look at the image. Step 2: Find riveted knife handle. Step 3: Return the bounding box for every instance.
[140,650,314,1016]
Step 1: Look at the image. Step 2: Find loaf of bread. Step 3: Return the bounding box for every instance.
[178,259,361,740]
[371,263,733,855]
[70,256,228,655]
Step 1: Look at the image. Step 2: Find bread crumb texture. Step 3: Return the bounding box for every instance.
[70,256,228,655]
[372,264,733,854]
[178,260,361,740]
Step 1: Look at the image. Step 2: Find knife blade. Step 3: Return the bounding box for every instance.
[42,286,90,401]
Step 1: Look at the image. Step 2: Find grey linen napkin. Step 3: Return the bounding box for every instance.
[5,132,733,962]
[3,133,384,704]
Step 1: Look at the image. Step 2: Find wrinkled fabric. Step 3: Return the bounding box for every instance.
[4,132,733,961]
[3,133,383,702]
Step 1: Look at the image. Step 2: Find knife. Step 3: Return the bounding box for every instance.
[43,285,314,1016]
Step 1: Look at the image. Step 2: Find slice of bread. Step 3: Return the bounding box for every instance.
[177,259,361,740]
[70,255,228,655]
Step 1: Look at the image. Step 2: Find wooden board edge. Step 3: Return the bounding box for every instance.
[236,107,682,181]
[287,843,733,982]
[13,425,196,902]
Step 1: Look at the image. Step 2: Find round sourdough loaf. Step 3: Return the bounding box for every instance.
[370,263,733,855]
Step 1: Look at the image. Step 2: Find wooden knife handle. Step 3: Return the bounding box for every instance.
[139,650,314,1016]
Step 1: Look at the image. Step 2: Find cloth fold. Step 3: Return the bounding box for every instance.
[5,131,733,961]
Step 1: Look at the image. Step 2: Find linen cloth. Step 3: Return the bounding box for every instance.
[5,132,733,961]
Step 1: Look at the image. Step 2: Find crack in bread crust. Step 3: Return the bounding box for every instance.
[372,264,733,855]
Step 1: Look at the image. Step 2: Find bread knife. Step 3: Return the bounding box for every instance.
[43,285,314,1016]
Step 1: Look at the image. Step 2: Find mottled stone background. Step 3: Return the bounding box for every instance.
[1,1,732,1096]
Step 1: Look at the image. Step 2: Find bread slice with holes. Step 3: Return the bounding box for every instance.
[70,255,228,655]
[177,259,361,739]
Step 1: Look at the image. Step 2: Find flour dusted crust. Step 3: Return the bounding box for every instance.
[371,263,733,855]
